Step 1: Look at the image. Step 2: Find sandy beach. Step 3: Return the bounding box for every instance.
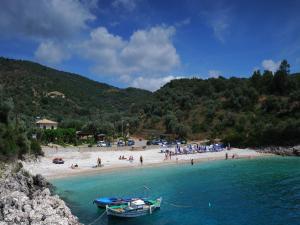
[22,145,270,180]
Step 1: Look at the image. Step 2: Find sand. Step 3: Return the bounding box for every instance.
[22,146,269,180]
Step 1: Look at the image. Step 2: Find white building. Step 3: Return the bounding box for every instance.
[36,119,58,130]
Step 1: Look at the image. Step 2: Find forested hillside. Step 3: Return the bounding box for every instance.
[0,57,153,133]
[143,60,300,147]
[1,57,299,148]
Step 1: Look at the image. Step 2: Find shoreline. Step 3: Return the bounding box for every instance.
[49,154,272,181]
[22,147,272,181]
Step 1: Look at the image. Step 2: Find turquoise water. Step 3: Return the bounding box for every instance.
[53,157,300,225]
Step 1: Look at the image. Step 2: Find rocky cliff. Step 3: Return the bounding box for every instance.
[257,145,300,156]
[0,164,82,225]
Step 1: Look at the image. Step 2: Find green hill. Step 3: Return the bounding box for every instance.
[1,57,300,148]
[143,65,300,147]
[0,57,153,127]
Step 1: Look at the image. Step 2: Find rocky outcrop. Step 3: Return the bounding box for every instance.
[256,145,300,156]
[0,164,82,225]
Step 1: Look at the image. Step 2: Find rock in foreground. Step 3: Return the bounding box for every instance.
[0,164,82,225]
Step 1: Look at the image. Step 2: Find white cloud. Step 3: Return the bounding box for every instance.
[0,0,95,39]
[131,75,182,91]
[82,0,99,10]
[112,0,138,11]
[175,18,191,27]
[34,41,70,65]
[208,70,222,78]
[78,25,180,77]
[201,6,232,42]
[262,59,281,72]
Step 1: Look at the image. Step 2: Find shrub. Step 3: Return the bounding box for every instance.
[30,140,44,156]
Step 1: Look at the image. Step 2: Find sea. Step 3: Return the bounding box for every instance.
[52,157,300,225]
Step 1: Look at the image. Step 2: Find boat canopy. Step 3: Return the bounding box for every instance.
[132,199,145,206]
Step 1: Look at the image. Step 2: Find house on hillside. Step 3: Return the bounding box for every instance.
[46,91,65,98]
[36,119,58,130]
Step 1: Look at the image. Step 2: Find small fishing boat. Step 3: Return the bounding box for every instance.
[93,197,136,208]
[106,197,162,218]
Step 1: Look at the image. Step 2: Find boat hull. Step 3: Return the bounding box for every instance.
[106,197,162,218]
[106,208,151,217]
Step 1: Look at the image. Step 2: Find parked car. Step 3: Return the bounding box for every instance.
[176,139,187,144]
[117,140,125,147]
[168,141,177,145]
[151,139,161,145]
[161,139,168,145]
[97,141,107,147]
[127,139,135,146]
[52,158,64,164]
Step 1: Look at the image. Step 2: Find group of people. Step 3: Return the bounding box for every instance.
[70,163,78,169]
[119,155,127,160]
[117,155,143,165]
[118,155,134,162]
[69,155,144,170]
[225,153,238,160]
[174,143,226,155]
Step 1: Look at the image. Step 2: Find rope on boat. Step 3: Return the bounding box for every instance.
[87,210,107,225]
[163,200,192,208]
[65,202,91,208]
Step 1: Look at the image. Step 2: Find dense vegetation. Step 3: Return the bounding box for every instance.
[144,60,300,147]
[0,86,43,159]
[0,57,299,150]
[0,57,153,139]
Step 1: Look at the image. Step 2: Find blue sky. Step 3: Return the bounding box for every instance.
[0,0,300,91]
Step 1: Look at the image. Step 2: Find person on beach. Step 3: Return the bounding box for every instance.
[191,159,194,165]
[225,152,228,160]
[140,155,143,165]
[232,154,235,159]
[97,157,102,167]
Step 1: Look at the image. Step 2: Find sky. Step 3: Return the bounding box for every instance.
[0,0,300,91]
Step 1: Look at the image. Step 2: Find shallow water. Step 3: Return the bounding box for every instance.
[53,157,300,225]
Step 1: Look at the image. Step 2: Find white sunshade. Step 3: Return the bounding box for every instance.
[132,199,145,206]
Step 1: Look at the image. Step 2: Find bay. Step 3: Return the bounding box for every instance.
[53,157,300,225]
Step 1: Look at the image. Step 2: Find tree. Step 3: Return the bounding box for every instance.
[261,70,273,94]
[0,92,34,159]
[279,59,290,74]
[272,71,289,95]
[271,60,290,95]
[250,70,262,91]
